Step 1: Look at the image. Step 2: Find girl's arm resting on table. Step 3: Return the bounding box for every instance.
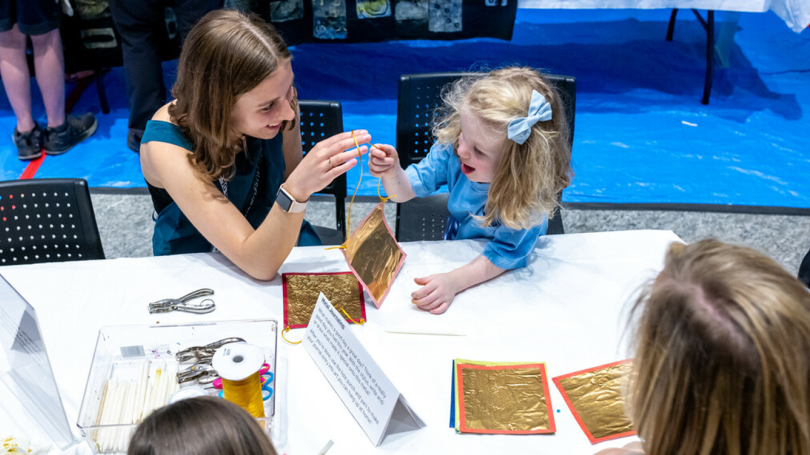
[412,255,506,315]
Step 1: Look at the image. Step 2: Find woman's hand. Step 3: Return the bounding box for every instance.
[368,143,400,177]
[284,130,370,202]
[411,273,460,315]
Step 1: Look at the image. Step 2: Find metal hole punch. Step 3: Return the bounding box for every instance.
[177,360,219,384]
[175,337,246,363]
[176,338,248,385]
[148,288,216,314]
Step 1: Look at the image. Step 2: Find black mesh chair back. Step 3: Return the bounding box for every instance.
[395,72,576,239]
[299,100,347,244]
[0,179,104,266]
[395,193,449,242]
[799,248,810,289]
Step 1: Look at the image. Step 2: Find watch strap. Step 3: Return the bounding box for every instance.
[278,186,307,213]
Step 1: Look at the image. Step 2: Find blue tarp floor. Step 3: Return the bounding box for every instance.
[0,9,808,208]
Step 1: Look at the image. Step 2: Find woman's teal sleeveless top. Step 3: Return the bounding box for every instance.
[142,120,320,255]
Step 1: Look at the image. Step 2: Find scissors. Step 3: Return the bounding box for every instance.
[148,288,216,314]
[175,337,245,363]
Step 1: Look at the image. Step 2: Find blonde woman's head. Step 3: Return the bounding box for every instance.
[434,67,572,230]
[627,239,810,455]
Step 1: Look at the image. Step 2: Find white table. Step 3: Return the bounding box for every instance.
[518,0,809,104]
[0,230,682,454]
[518,0,809,32]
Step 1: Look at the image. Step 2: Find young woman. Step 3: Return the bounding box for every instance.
[140,9,369,280]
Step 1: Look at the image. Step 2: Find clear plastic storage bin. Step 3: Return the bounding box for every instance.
[76,319,282,454]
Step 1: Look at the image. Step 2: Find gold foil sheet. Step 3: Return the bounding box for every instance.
[557,361,634,440]
[461,366,550,433]
[284,273,364,327]
[344,203,404,303]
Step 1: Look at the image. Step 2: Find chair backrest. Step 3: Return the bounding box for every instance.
[396,72,577,167]
[799,248,810,289]
[0,178,104,266]
[299,100,347,240]
[395,193,449,242]
[395,72,576,239]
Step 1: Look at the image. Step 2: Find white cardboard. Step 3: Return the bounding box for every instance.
[303,293,424,446]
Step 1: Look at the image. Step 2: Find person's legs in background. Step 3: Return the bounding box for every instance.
[0,0,97,160]
[0,22,41,159]
[108,0,165,153]
[109,0,220,153]
[175,0,222,41]
[32,23,98,156]
[29,28,65,129]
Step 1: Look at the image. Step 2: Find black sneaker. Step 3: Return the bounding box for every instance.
[13,124,43,161]
[42,113,98,155]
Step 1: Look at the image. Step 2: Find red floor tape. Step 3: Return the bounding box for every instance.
[20,153,45,179]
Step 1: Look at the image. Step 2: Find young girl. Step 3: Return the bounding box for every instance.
[140,10,368,280]
[369,67,572,314]
[128,396,278,455]
[598,240,810,455]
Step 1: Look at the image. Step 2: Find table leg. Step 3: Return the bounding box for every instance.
[666,9,679,41]
[702,10,714,105]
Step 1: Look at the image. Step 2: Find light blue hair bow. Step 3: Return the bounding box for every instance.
[507,90,552,145]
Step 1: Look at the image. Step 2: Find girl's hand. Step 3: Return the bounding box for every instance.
[368,143,400,177]
[284,131,370,202]
[411,273,459,315]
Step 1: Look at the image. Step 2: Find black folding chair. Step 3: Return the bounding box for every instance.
[0,178,104,266]
[394,72,576,241]
[799,248,810,289]
[395,193,449,242]
[299,100,347,245]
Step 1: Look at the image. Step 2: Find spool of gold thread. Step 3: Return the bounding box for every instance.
[221,371,265,418]
[213,343,266,418]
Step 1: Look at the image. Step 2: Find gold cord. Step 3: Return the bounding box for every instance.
[221,371,265,418]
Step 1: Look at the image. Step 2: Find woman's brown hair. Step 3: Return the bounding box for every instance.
[169,9,295,182]
[627,239,810,455]
[433,67,572,230]
[128,396,278,455]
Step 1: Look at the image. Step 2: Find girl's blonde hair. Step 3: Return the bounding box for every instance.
[433,67,572,230]
[627,239,810,455]
[169,9,296,182]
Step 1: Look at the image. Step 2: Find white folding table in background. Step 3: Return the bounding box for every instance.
[517,0,810,104]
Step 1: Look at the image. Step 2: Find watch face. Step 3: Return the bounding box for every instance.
[277,188,293,212]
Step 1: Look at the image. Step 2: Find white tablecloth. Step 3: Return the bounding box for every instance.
[518,0,810,32]
[0,230,683,454]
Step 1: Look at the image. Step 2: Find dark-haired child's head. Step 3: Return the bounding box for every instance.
[128,396,278,455]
